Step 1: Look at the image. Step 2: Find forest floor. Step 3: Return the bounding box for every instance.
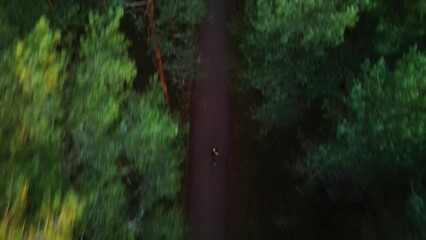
[186,0,234,239]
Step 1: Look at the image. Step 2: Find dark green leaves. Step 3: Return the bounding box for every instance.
[308,49,426,188]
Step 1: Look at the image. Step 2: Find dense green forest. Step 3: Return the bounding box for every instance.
[0,0,202,239]
[234,0,426,239]
[3,0,426,239]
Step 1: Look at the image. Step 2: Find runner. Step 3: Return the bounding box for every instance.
[211,148,220,166]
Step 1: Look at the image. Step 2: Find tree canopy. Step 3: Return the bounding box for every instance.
[239,0,373,127]
[236,0,426,238]
[0,1,199,238]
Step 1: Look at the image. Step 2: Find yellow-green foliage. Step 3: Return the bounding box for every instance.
[0,16,74,239]
[0,16,67,217]
[0,180,83,240]
[0,16,66,156]
[0,6,187,240]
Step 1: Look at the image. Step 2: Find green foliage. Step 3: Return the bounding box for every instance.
[121,77,183,210]
[0,16,67,213]
[303,49,426,238]
[236,0,426,238]
[0,179,83,240]
[239,0,373,128]
[69,7,135,146]
[156,0,205,84]
[0,5,187,239]
[373,0,426,57]
[62,8,185,239]
[0,0,49,48]
[115,77,185,239]
[406,191,426,240]
[74,77,185,239]
[247,0,366,51]
[142,206,186,240]
[64,8,135,239]
[308,49,426,185]
[0,7,16,50]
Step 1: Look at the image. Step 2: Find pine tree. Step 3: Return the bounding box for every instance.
[239,0,373,127]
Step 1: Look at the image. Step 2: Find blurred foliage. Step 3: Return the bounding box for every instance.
[0,179,83,240]
[120,77,183,210]
[68,7,135,159]
[0,0,49,49]
[373,0,426,58]
[156,0,205,85]
[64,8,136,239]
[0,16,66,212]
[0,3,189,239]
[63,8,185,239]
[142,206,186,239]
[406,191,426,240]
[118,77,185,239]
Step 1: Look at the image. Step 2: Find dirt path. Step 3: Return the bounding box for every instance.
[187,0,233,239]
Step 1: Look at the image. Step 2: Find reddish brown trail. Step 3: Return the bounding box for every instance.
[187,0,233,239]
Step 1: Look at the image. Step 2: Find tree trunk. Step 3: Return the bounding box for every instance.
[148,0,170,106]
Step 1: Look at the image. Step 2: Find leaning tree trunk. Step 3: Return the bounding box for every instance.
[148,0,170,106]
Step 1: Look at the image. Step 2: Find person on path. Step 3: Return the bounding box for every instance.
[211,148,219,166]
